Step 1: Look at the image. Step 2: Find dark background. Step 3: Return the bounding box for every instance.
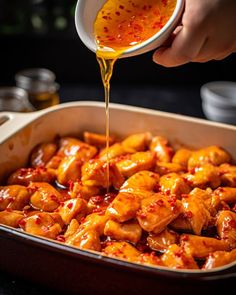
[0,1,236,294]
[0,0,236,119]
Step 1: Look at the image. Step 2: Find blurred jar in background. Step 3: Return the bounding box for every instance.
[0,87,34,112]
[15,68,60,110]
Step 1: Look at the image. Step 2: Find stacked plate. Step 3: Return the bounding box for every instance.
[201,81,236,125]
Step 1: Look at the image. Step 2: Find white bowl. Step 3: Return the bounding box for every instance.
[75,0,185,58]
[201,81,236,125]
[201,81,236,108]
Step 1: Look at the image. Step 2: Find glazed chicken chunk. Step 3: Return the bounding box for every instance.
[1,131,236,271]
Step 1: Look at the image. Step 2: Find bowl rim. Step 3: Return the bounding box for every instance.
[75,0,185,58]
[201,81,236,107]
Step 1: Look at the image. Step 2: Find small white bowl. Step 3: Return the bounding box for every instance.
[201,81,236,125]
[75,0,185,58]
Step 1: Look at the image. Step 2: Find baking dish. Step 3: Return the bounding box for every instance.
[0,101,235,294]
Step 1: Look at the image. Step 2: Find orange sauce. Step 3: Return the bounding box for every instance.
[94,0,176,189]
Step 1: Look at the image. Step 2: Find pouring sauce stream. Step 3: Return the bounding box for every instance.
[94,0,176,190]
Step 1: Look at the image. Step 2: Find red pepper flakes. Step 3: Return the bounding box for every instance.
[229,219,236,229]
[174,249,184,258]
[50,194,59,202]
[119,5,124,9]
[183,211,193,219]
[91,195,104,204]
[115,11,121,16]
[68,180,74,191]
[232,204,236,212]
[181,194,189,198]
[5,207,13,212]
[215,187,225,195]
[67,202,73,209]
[189,168,196,175]
[35,216,41,225]
[153,184,161,193]
[156,199,165,207]
[161,0,168,7]
[137,211,147,219]
[181,234,189,242]
[165,188,171,195]
[18,218,26,227]
[56,235,65,243]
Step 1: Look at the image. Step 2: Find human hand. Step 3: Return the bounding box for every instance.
[153,0,236,67]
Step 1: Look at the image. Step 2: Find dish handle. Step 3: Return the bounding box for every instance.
[0,112,38,144]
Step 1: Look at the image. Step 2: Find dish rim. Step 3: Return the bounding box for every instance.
[0,101,236,278]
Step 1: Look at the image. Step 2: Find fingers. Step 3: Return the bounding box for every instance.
[153,26,207,67]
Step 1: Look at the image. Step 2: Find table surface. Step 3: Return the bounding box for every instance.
[0,83,208,295]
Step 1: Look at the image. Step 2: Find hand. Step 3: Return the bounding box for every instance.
[153,0,236,67]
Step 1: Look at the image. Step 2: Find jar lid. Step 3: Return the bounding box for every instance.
[0,87,34,112]
[15,68,58,93]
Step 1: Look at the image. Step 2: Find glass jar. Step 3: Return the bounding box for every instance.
[15,68,60,110]
[0,87,34,112]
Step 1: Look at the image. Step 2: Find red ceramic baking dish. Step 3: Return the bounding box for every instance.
[0,102,235,295]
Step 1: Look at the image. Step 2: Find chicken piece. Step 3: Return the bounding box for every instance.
[65,213,108,251]
[0,185,30,211]
[81,159,124,190]
[64,219,80,240]
[20,212,63,239]
[155,162,185,176]
[159,173,191,198]
[83,131,115,148]
[150,136,174,163]
[66,228,101,251]
[180,234,230,259]
[120,171,159,198]
[203,249,236,269]
[137,252,163,266]
[103,241,141,262]
[188,187,217,217]
[116,151,156,178]
[0,210,23,228]
[58,137,97,160]
[7,167,56,186]
[216,210,236,248]
[137,193,182,234]
[29,182,64,212]
[121,132,152,153]
[30,142,58,168]
[46,155,63,170]
[70,182,100,200]
[169,216,192,232]
[184,164,221,189]
[211,187,236,210]
[104,220,142,244]
[81,213,109,235]
[58,198,87,225]
[87,193,116,214]
[106,193,141,223]
[188,146,231,169]
[57,155,82,186]
[147,229,179,252]
[172,191,211,235]
[161,244,198,269]
[99,143,126,160]
[219,164,236,187]
[172,149,193,169]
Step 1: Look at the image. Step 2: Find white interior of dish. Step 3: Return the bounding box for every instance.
[1,101,236,181]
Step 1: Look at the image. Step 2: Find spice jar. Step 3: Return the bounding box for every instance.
[15,68,60,110]
[0,87,34,112]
